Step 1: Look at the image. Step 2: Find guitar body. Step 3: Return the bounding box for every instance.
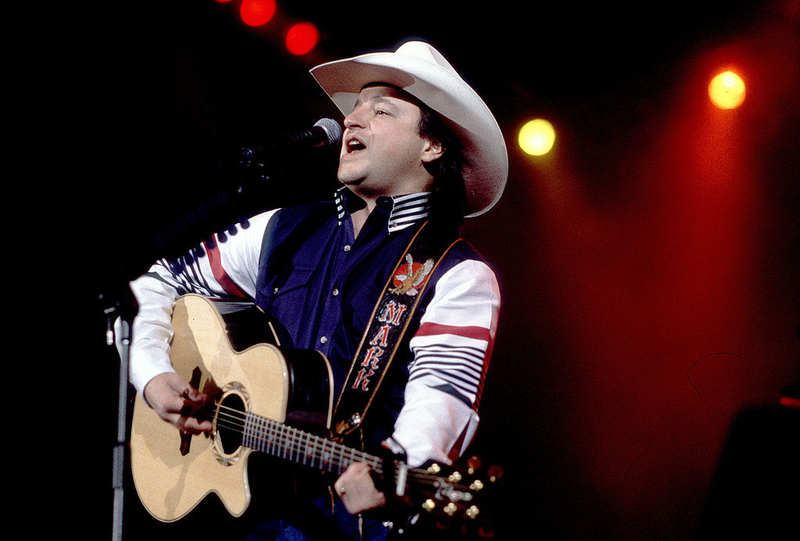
[130,294,333,522]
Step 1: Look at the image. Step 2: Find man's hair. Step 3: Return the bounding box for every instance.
[417,104,468,233]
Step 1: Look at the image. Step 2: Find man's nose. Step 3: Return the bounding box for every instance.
[343,106,365,129]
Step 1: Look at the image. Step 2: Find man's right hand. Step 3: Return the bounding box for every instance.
[143,372,213,435]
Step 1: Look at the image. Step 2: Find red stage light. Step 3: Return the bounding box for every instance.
[239,0,276,27]
[285,22,319,55]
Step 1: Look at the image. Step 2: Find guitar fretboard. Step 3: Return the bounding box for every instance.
[242,411,383,477]
[213,403,460,503]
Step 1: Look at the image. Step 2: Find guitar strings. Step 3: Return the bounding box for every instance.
[197,404,484,521]
[213,405,457,489]
[211,402,381,474]
[208,406,481,518]
[206,402,454,488]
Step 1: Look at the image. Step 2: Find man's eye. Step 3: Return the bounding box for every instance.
[375,109,390,116]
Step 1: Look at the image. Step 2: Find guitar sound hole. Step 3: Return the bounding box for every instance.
[217,393,245,455]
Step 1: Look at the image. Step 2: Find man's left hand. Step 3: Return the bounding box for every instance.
[334,462,387,514]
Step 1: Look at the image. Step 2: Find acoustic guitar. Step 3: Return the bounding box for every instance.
[129,294,496,535]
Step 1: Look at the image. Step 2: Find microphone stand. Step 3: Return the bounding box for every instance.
[100,133,340,540]
[98,165,251,541]
[99,157,258,541]
[103,285,138,541]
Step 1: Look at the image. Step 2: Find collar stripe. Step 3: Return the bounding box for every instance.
[334,188,430,232]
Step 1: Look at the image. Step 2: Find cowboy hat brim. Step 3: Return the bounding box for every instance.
[310,41,508,218]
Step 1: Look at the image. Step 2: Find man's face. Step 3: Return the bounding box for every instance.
[338,85,442,202]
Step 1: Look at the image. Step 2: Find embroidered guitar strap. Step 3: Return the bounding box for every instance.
[331,221,460,440]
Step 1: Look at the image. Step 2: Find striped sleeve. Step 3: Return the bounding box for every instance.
[124,210,276,394]
[143,211,274,300]
[390,258,501,467]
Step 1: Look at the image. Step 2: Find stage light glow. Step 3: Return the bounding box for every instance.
[285,22,319,55]
[239,0,276,27]
[519,119,556,156]
[708,70,746,109]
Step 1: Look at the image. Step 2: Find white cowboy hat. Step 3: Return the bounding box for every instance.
[309,41,508,217]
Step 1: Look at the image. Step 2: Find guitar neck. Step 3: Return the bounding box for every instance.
[214,401,450,505]
[240,410,383,477]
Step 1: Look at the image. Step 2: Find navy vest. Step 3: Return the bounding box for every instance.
[254,200,478,451]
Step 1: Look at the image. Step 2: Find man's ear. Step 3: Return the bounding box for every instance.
[421,138,445,164]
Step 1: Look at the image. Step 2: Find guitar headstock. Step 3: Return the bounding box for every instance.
[388,455,503,538]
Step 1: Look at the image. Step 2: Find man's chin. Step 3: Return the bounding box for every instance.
[337,174,365,188]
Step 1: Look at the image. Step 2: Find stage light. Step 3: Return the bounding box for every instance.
[285,22,319,55]
[708,70,746,109]
[239,0,276,27]
[519,119,556,156]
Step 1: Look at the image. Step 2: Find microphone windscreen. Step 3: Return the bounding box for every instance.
[314,118,343,146]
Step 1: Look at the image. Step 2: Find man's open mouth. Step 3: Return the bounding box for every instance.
[345,137,366,153]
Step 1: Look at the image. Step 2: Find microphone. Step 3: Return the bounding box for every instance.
[241,118,342,160]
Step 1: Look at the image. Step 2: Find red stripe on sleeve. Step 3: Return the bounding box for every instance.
[415,322,492,342]
[203,241,247,299]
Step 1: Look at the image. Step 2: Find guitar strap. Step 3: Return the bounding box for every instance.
[331,221,461,440]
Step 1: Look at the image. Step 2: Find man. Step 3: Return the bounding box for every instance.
[125,41,507,540]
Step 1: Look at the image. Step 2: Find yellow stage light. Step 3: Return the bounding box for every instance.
[519,119,556,156]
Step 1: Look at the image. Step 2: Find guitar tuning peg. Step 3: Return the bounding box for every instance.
[469,479,485,491]
[487,464,504,483]
[466,456,482,475]
[448,471,463,483]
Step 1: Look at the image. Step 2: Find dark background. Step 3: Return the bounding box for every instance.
[46,1,798,539]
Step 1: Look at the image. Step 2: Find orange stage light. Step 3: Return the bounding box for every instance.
[708,70,746,109]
